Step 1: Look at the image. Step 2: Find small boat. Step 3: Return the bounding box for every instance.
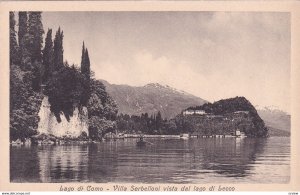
[136,136,153,147]
[136,140,147,147]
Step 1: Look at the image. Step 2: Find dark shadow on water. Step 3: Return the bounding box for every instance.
[10,145,41,182]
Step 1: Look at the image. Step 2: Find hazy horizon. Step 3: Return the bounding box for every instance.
[41,11,290,113]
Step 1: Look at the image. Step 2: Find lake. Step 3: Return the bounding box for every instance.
[10,137,290,183]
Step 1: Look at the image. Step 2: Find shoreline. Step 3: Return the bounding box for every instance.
[9,133,288,146]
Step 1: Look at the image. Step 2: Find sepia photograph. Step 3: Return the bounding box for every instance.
[8,11,291,184]
[1,1,300,192]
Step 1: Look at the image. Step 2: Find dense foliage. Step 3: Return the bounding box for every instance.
[87,80,118,140]
[116,111,179,135]
[41,19,118,140]
[115,97,268,137]
[10,11,118,141]
[187,96,256,115]
[185,97,268,137]
[10,65,43,141]
[10,12,44,141]
[9,12,19,66]
[45,64,89,122]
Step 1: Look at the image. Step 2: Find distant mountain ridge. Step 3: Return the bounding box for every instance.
[256,106,290,135]
[101,80,208,119]
[101,80,290,136]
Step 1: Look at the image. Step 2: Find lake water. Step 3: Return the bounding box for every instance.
[10,137,290,183]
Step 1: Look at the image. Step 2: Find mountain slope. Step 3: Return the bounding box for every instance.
[101,80,207,118]
[266,126,290,137]
[257,107,290,132]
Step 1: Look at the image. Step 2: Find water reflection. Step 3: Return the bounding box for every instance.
[10,137,290,183]
[200,138,266,177]
[87,142,120,182]
[38,145,89,182]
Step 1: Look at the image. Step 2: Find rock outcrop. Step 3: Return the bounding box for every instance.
[37,96,88,137]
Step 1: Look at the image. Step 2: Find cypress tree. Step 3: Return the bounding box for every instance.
[80,42,91,80]
[156,111,162,131]
[53,27,64,71]
[42,28,54,83]
[28,12,44,64]
[84,48,91,79]
[18,12,27,48]
[80,42,91,105]
[19,33,32,70]
[9,12,19,66]
[80,41,85,71]
[27,12,44,91]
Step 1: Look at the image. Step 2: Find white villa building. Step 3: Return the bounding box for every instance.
[183,109,206,116]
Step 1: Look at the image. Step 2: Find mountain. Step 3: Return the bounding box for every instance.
[101,80,207,119]
[266,126,290,137]
[257,106,291,133]
[175,96,268,137]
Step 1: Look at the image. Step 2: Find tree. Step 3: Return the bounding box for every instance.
[89,80,107,104]
[46,64,87,122]
[156,111,162,133]
[18,12,28,69]
[10,63,43,141]
[10,12,19,66]
[19,33,32,71]
[26,12,45,92]
[88,117,116,140]
[42,29,54,83]
[163,119,178,135]
[80,41,86,73]
[87,79,118,139]
[80,42,91,80]
[18,12,27,49]
[53,27,64,71]
[28,12,44,64]
[84,48,91,79]
[103,96,118,120]
[80,42,91,104]
[87,93,104,118]
[10,11,121,141]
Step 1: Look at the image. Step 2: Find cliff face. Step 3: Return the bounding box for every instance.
[177,97,268,137]
[37,96,88,137]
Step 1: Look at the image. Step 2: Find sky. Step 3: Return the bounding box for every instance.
[42,12,290,113]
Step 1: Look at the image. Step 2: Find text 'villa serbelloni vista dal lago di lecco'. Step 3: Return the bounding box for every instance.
[9,11,290,183]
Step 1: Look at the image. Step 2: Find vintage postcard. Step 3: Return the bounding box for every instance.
[0,1,300,192]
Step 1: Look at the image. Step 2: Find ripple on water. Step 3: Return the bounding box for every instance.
[10,137,290,183]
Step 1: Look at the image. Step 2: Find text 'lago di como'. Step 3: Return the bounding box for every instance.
[59,185,235,192]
